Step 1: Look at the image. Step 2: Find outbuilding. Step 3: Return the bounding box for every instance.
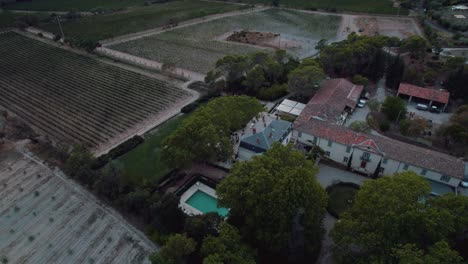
[397,83,449,111]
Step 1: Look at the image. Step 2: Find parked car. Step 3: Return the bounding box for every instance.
[461,180,468,188]
[357,99,367,108]
[430,105,441,113]
[416,104,428,111]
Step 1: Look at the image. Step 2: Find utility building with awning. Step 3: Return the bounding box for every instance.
[397,83,450,111]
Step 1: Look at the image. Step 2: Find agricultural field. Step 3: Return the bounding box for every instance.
[0,31,192,153]
[2,0,145,11]
[112,114,190,187]
[237,0,407,15]
[0,143,156,263]
[110,8,342,73]
[355,16,421,39]
[39,0,247,42]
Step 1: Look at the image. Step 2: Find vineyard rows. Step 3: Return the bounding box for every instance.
[0,31,191,149]
[0,147,155,263]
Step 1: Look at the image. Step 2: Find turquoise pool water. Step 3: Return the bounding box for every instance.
[185,190,228,217]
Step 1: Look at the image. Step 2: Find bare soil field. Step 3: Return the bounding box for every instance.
[0,142,156,263]
[355,16,421,39]
[0,31,194,155]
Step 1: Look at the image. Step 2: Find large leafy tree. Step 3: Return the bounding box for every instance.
[401,35,428,59]
[217,144,328,256]
[162,96,263,168]
[150,234,196,264]
[287,59,325,95]
[320,33,399,78]
[381,96,407,122]
[201,222,256,264]
[331,172,467,264]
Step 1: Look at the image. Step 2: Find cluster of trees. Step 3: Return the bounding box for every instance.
[162,96,264,168]
[319,33,399,82]
[64,146,187,236]
[217,143,328,262]
[205,51,300,100]
[332,172,468,263]
[438,105,468,155]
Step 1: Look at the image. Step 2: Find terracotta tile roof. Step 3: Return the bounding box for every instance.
[294,119,465,179]
[296,79,363,124]
[398,83,450,104]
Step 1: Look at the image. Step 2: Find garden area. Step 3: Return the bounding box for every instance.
[111,114,190,187]
[326,182,360,218]
[110,8,341,73]
[39,0,246,43]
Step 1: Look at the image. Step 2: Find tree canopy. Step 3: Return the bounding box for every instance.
[150,234,197,264]
[201,222,256,264]
[217,143,327,257]
[319,33,397,81]
[287,59,325,95]
[381,96,407,122]
[162,96,264,168]
[331,172,467,264]
[401,35,428,59]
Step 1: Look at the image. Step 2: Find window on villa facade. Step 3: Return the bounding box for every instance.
[421,169,427,176]
[328,140,333,147]
[440,175,450,182]
[298,132,302,138]
[379,167,385,173]
[313,137,318,144]
[382,158,388,164]
[343,157,348,162]
[346,146,351,153]
[403,164,409,170]
[325,151,330,157]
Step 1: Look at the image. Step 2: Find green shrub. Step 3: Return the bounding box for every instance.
[379,121,390,132]
[352,74,369,86]
[256,83,288,101]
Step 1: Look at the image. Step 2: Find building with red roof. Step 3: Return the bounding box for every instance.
[296,78,363,125]
[397,83,450,110]
[294,99,465,195]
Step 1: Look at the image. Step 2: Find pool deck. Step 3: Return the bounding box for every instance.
[179,182,219,216]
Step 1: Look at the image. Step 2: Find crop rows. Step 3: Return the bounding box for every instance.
[111,8,342,73]
[0,149,154,263]
[0,31,191,149]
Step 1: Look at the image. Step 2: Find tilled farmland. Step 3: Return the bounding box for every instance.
[0,143,156,263]
[0,31,192,152]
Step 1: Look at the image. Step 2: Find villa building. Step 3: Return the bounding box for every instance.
[238,119,292,161]
[294,114,465,195]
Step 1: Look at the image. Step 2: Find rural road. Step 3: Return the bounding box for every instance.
[101,6,270,46]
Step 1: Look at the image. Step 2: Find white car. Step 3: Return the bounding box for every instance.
[461,180,468,188]
[357,99,367,108]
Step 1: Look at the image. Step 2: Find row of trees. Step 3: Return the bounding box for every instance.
[162,96,264,168]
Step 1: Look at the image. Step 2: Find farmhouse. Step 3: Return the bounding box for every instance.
[238,118,292,161]
[397,83,450,111]
[294,116,465,195]
[296,78,363,125]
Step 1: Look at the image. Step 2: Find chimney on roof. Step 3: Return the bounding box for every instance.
[253,128,257,134]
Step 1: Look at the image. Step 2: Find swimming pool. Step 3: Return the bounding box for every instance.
[185,190,228,217]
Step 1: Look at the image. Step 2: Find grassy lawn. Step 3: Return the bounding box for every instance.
[241,0,407,15]
[111,8,341,73]
[327,183,359,218]
[112,114,189,187]
[39,0,247,41]
[3,0,145,11]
